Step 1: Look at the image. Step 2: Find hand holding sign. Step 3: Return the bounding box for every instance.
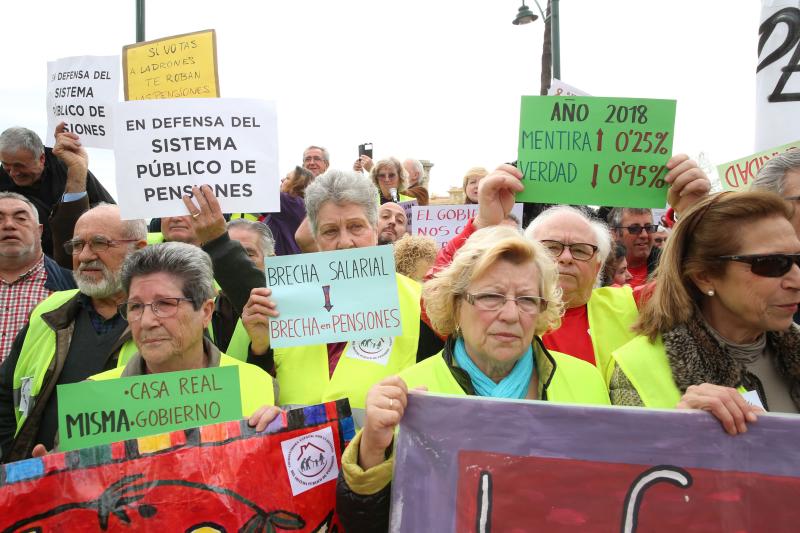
[677,383,760,436]
[182,184,227,244]
[52,121,89,193]
[242,287,280,356]
[247,404,282,432]
[664,154,711,216]
[360,375,409,470]
[474,164,524,229]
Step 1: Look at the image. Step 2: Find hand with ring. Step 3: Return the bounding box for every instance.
[182,185,227,244]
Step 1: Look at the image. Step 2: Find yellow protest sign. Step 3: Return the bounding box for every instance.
[123,29,220,100]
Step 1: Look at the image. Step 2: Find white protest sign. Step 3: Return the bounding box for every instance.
[113,98,279,219]
[411,204,524,248]
[547,79,590,97]
[652,208,668,227]
[756,1,800,150]
[46,55,119,149]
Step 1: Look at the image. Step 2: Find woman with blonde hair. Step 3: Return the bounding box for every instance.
[610,191,800,434]
[370,157,413,204]
[462,166,488,204]
[337,225,610,531]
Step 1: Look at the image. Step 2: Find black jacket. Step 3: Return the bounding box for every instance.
[43,255,76,291]
[0,147,115,257]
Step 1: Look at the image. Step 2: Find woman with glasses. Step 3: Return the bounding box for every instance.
[369,157,414,204]
[336,226,610,532]
[610,191,800,434]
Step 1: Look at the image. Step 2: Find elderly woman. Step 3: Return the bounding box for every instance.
[336,226,610,532]
[242,170,443,415]
[610,191,800,435]
[370,157,414,204]
[462,166,488,204]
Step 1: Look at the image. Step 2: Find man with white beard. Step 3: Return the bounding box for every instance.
[0,203,146,462]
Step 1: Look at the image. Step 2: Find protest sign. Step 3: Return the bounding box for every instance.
[397,199,417,232]
[46,55,119,149]
[517,96,676,208]
[0,400,353,532]
[717,140,800,191]
[392,393,800,532]
[57,366,241,452]
[266,245,401,348]
[652,207,668,226]
[756,2,800,150]
[411,203,523,248]
[123,29,219,101]
[547,79,589,96]
[113,97,279,219]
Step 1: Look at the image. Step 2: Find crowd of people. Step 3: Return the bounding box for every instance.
[1,122,799,530]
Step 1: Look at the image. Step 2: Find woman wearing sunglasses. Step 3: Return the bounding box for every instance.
[609,191,800,434]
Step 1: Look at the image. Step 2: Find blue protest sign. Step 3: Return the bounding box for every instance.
[266,246,401,348]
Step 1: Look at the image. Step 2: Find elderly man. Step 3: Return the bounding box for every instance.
[607,207,660,288]
[0,204,146,461]
[0,193,75,363]
[303,145,330,177]
[377,202,408,245]
[429,154,710,382]
[0,125,115,258]
[89,244,278,430]
[402,158,429,206]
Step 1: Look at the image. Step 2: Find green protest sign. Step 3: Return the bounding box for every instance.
[717,140,800,192]
[57,366,241,451]
[517,96,676,207]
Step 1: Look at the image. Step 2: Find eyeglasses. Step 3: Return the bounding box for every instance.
[464,292,548,314]
[540,240,598,262]
[783,195,800,202]
[377,173,397,182]
[64,236,138,255]
[654,237,666,245]
[717,253,800,277]
[614,223,659,235]
[303,156,324,163]
[119,297,195,321]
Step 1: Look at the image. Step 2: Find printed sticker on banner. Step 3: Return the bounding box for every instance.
[281,426,339,496]
[345,337,394,366]
[18,377,33,416]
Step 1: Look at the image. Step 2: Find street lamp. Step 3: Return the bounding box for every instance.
[512,1,538,25]
[512,0,560,95]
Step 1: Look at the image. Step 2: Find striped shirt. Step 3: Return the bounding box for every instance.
[0,256,51,363]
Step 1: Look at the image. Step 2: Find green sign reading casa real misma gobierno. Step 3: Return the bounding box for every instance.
[57,365,241,452]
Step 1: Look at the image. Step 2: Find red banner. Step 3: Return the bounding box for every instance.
[0,400,353,532]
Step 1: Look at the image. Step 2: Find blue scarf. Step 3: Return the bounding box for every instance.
[452,337,534,399]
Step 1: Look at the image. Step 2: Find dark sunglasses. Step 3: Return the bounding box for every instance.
[717,253,800,277]
[615,223,658,235]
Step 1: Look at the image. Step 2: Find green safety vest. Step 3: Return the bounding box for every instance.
[229,213,261,222]
[587,286,641,384]
[92,353,276,415]
[12,290,138,435]
[611,335,681,408]
[400,349,611,405]
[612,335,748,408]
[207,318,250,362]
[273,273,422,409]
[146,232,165,245]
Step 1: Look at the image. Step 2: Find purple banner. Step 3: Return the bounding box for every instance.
[391,393,800,532]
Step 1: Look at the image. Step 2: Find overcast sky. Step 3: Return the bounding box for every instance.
[2,1,760,198]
